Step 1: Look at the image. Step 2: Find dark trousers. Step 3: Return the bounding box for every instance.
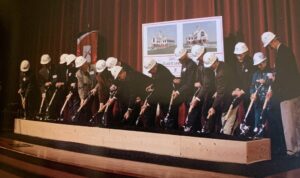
[267,101,286,156]
[186,101,203,132]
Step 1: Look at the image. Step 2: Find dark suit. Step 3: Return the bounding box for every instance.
[19,70,40,118]
[184,61,206,131]
[144,64,174,128]
[96,70,111,104]
[233,55,254,94]
[116,70,152,125]
[230,55,255,133]
[55,64,68,119]
[177,58,197,102]
[209,62,232,132]
[273,44,300,101]
[38,64,57,93]
[38,64,57,119]
[57,64,67,84]
[148,64,174,106]
[166,58,197,130]
[272,44,300,155]
[65,66,80,122]
[213,62,233,110]
[183,62,215,131]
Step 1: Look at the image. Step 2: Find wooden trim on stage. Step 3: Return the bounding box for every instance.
[14,119,271,164]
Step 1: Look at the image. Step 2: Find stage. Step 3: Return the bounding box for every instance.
[14,118,270,164]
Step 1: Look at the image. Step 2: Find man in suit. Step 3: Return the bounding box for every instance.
[202,52,233,133]
[221,42,255,135]
[110,65,153,126]
[63,54,80,122]
[106,56,135,73]
[142,58,175,128]
[184,45,206,133]
[55,53,68,121]
[165,47,197,130]
[262,31,300,156]
[37,54,57,120]
[18,60,40,119]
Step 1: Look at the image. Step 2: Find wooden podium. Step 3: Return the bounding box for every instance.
[14,118,271,164]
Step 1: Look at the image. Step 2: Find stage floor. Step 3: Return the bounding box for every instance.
[1,132,300,177]
[13,118,271,164]
[0,137,244,178]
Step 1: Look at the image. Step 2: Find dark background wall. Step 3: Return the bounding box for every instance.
[1,0,300,112]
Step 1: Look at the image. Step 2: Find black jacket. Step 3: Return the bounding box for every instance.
[38,64,57,93]
[233,55,255,94]
[66,66,78,92]
[117,70,153,109]
[212,62,233,111]
[177,58,197,102]
[273,44,300,101]
[57,64,67,83]
[196,68,216,100]
[19,70,39,99]
[148,64,175,105]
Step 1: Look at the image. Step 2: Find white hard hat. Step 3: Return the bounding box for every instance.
[110,66,123,79]
[40,54,51,65]
[234,42,249,54]
[106,57,118,71]
[174,47,187,60]
[66,54,76,66]
[20,60,30,72]
[253,52,267,66]
[143,58,157,72]
[191,45,205,61]
[59,54,68,64]
[203,52,217,68]
[96,59,107,73]
[75,56,87,68]
[261,32,276,47]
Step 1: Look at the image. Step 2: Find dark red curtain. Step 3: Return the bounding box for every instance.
[15,0,300,71]
[2,0,300,105]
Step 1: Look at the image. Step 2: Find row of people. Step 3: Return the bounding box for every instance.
[18,31,300,156]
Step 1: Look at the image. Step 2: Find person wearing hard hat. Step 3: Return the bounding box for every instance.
[18,60,40,119]
[75,56,98,123]
[232,42,254,99]
[184,45,208,133]
[38,54,57,93]
[56,53,68,88]
[37,54,57,120]
[219,42,255,135]
[193,51,217,134]
[54,53,69,121]
[110,65,152,125]
[142,58,174,128]
[261,31,300,156]
[165,47,197,130]
[95,59,111,110]
[202,52,233,133]
[249,52,274,135]
[106,57,134,73]
[261,31,300,101]
[106,56,137,104]
[90,59,113,126]
[59,54,80,122]
[65,54,77,89]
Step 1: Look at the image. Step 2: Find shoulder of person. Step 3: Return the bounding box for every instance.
[186,58,197,68]
[75,69,82,77]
